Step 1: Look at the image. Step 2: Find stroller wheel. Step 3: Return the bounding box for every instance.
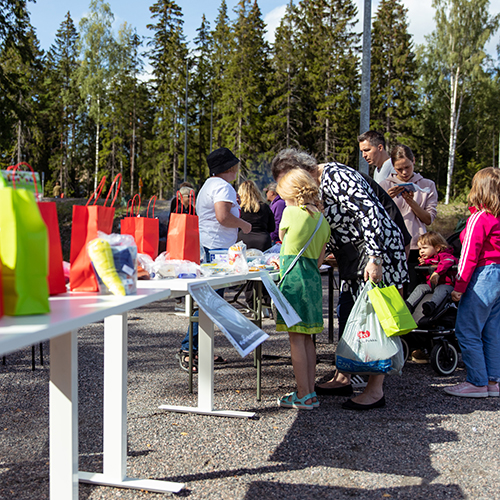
[430,343,458,376]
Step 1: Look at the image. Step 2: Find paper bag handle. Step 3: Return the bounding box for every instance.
[147,196,157,218]
[103,174,122,207]
[86,177,107,206]
[127,194,141,216]
[10,163,39,198]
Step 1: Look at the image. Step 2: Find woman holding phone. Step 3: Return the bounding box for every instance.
[379,145,438,294]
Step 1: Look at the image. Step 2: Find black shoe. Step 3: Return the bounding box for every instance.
[341,396,386,411]
[314,384,354,397]
[422,301,436,317]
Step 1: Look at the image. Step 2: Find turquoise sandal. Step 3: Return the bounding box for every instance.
[305,391,320,408]
[278,391,314,410]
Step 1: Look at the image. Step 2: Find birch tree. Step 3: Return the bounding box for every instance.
[421,0,499,204]
[78,0,117,190]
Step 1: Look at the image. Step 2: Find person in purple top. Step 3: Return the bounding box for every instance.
[264,182,286,244]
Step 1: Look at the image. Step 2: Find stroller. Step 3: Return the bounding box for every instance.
[401,229,463,376]
[401,291,460,376]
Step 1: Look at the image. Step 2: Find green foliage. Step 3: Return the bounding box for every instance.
[370,0,419,149]
[0,0,498,204]
[147,0,187,197]
[218,0,271,177]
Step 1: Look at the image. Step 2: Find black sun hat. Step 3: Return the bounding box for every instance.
[207,147,240,176]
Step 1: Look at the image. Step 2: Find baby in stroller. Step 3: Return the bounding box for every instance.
[402,231,460,374]
[406,232,458,323]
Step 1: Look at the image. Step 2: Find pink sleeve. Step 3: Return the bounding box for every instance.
[454,212,487,293]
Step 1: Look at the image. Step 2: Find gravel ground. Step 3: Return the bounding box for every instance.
[1,277,499,500]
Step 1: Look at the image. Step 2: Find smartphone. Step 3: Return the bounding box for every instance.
[397,182,416,193]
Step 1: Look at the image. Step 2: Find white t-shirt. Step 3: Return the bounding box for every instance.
[196,176,240,249]
[373,158,396,184]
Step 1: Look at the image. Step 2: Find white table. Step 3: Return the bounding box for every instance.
[0,288,184,499]
[138,271,268,418]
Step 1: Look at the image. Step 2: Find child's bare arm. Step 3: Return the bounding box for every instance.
[318,243,327,268]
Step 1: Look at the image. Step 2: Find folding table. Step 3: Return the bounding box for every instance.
[0,288,184,499]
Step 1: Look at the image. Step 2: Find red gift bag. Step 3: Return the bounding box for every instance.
[122,196,160,260]
[69,174,121,292]
[12,163,66,295]
[166,191,200,264]
[120,194,141,237]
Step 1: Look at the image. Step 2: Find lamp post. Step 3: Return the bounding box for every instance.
[359,0,372,175]
[183,57,189,182]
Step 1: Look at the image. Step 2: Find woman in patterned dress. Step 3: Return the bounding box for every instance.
[271,148,408,410]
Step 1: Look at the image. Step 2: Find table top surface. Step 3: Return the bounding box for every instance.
[137,270,269,295]
[0,288,171,356]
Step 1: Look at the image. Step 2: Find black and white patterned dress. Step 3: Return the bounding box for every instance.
[320,162,409,291]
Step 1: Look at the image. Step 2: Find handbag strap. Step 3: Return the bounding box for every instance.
[278,214,323,287]
[127,194,141,216]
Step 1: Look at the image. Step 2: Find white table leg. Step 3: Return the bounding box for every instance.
[50,330,78,500]
[79,313,184,494]
[160,309,255,418]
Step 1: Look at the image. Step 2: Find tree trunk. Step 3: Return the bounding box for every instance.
[16,120,22,164]
[445,66,461,205]
[94,95,100,191]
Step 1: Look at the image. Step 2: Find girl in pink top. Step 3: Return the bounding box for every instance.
[444,168,500,398]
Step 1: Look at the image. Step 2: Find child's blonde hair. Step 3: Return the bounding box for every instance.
[238,180,263,213]
[418,231,449,253]
[277,168,320,215]
[468,167,500,217]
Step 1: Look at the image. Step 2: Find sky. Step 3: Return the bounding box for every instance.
[28,0,498,63]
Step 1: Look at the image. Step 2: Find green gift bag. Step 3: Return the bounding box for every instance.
[367,281,416,337]
[0,186,50,315]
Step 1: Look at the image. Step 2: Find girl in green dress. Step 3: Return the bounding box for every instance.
[276,169,331,410]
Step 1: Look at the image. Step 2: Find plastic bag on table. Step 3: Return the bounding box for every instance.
[335,281,404,375]
[87,232,137,296]
[228,241,248,274]
[151,252,202,279]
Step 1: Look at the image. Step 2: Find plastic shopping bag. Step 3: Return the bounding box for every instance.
[335,281,403,375]
[0,185,50,315]
[11,163,66,295]
[367,281,417,337]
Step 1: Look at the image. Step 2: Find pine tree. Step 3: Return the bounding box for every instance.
[370,0,419,148]
[218,0,270,178]
[147,0,187,198]
[0,0,37,163]
[44,12,81,194]
[294,0,360,164]
[191,14,213,182]
[210,0,232,150]
[266,1,300,153]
